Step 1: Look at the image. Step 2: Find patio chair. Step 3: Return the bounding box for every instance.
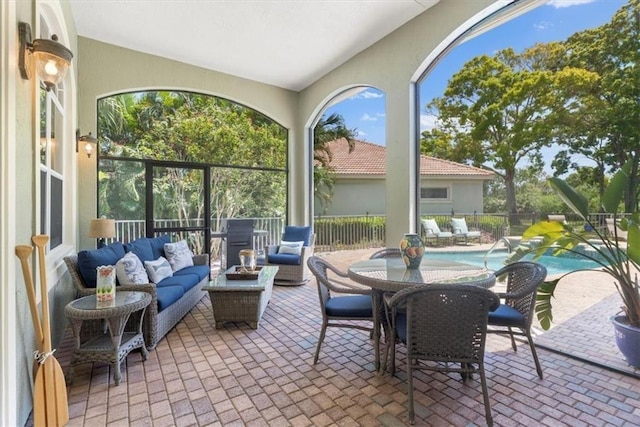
[265,226,315,285]
[451,217,482,245]
[307,256,374,364]
[421,219,453,246]
[487,261,547,379]
[385,284,499,425]
[369,248,402,259]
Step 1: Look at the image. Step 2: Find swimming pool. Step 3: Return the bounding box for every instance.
[425,249,604,276]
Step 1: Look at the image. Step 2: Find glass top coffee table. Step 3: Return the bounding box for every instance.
[202,265,278,329]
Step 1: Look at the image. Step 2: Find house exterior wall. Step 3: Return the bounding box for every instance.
[318,177,487,216]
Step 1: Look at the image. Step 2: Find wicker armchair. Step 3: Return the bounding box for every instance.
[64,252,209,349]
[369,248,402,259]
[385,284,499,426]
[307,256,374,364]
[488,261,547,379]
[265,226,315,285]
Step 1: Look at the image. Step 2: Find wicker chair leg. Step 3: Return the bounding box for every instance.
[313,321,328,364]
[508,327,518,351]
[479,361,493,427]
[526,330,543,379]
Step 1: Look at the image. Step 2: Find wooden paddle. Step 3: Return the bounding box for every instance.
[31,235,69,427]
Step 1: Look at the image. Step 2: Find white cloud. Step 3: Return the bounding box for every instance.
[534,20,553,31]
[361,113,377,121]
[350,90,384,100]
[420,114,438,131]
[376,113,386,118]
[547,0,595,8]
[355,130,367,138]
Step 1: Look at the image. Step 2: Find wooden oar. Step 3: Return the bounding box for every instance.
[31,235,69,427]
[15,245,44,348]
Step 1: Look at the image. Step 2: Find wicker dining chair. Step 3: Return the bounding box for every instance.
[385,284,499,425]
[307,256,374,364]
[487,261,547,379]
[369,248,402,259]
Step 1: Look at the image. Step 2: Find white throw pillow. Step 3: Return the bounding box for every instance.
[164,240,194,272]
[278,240,304,255]
[144,256,173,283]
[116,252,149,285]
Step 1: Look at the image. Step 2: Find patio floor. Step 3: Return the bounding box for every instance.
[55,248,640,426]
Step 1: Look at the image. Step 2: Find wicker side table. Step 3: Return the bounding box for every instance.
[64,291,151,386]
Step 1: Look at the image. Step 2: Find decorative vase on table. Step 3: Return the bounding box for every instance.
[399,233,425,269]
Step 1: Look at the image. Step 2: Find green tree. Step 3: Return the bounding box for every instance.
[313,113,356,213]
[556,0,640,211]
[421,43,598,220]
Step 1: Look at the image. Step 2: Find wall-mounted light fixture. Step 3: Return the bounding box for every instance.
[19,22,73,90]
[76,129,98,158]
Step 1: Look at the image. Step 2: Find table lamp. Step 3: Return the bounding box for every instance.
[88,218,116,248]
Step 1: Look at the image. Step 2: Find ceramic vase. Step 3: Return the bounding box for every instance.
[399,233,425,269]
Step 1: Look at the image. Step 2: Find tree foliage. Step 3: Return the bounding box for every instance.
[96,91,288,239]
[421,42,598,217]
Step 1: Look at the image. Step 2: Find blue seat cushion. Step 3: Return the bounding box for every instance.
[395,312,407,343]
[77,242,126,288]
[173,264,209,282]
[156,285,185,312]
[124,235,171,263]
[282,226,313,247]
[268,253,301,265]
[325,295,372,318]
[488,304,526,328]
[157,273,201,292]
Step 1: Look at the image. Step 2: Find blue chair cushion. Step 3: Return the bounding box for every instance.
[395,312,407,343]
[124,235,171,264]
[173,264,210,282]
[77,242,126,288]
[156,285,185,312]
[488,304,526,328]
[325,295,372,318]
[282,226,313,247]
[268,253,301,265]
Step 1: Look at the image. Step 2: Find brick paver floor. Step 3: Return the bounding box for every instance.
[55,248,640,426]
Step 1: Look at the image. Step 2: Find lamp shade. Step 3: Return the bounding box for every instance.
[88,218,116,239]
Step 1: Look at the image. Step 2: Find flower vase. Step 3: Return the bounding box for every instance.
[399,233,425,269]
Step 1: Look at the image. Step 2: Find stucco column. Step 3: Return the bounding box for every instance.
[384,83,417,247]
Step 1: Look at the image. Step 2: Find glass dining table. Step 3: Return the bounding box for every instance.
[347,257,496,373]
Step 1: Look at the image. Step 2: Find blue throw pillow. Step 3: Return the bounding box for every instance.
[124,235,171,263]
[282,226,313,247]
[77,242,126,288]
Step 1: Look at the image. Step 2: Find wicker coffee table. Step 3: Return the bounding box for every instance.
[203,265,278,329]
[64,291,151,386]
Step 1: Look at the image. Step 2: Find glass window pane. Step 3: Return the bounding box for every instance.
[421,187,448,199]
[50,176,63,248]
[51,100,64,173]
[39,89,47,165]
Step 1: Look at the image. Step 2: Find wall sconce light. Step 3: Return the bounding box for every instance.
[18,22,73,90]
[76,129,98,158]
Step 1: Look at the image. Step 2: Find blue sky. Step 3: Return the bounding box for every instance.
[324,0,626,172]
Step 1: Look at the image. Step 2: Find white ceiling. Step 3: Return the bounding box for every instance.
[69,0,439,91]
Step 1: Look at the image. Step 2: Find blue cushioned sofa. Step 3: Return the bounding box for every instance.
[64,235,209,349]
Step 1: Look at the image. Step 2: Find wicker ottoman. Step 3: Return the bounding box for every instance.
[202,266,278,329]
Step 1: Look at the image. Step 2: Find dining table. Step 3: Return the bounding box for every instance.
[347,257,496,373]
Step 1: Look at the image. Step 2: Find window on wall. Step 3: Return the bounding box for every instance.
[96,90,288,251]
[420,187,449,200]
[38,17,67,250]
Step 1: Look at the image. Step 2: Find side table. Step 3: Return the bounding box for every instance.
[64,291,151,386]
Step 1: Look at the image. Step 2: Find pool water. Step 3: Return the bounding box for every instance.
[426,249,604,276]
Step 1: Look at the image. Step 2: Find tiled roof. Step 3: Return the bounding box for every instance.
[320,139,495,178]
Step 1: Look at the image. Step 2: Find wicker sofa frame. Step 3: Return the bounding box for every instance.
[64,253,208,349]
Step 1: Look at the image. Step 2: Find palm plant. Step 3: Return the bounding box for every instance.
[508,162,640,329]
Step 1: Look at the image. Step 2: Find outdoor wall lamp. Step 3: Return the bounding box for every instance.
[18,22,73,89]
[76,129,98,158]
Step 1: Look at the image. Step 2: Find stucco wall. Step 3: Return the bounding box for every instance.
[297,0,497,245]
